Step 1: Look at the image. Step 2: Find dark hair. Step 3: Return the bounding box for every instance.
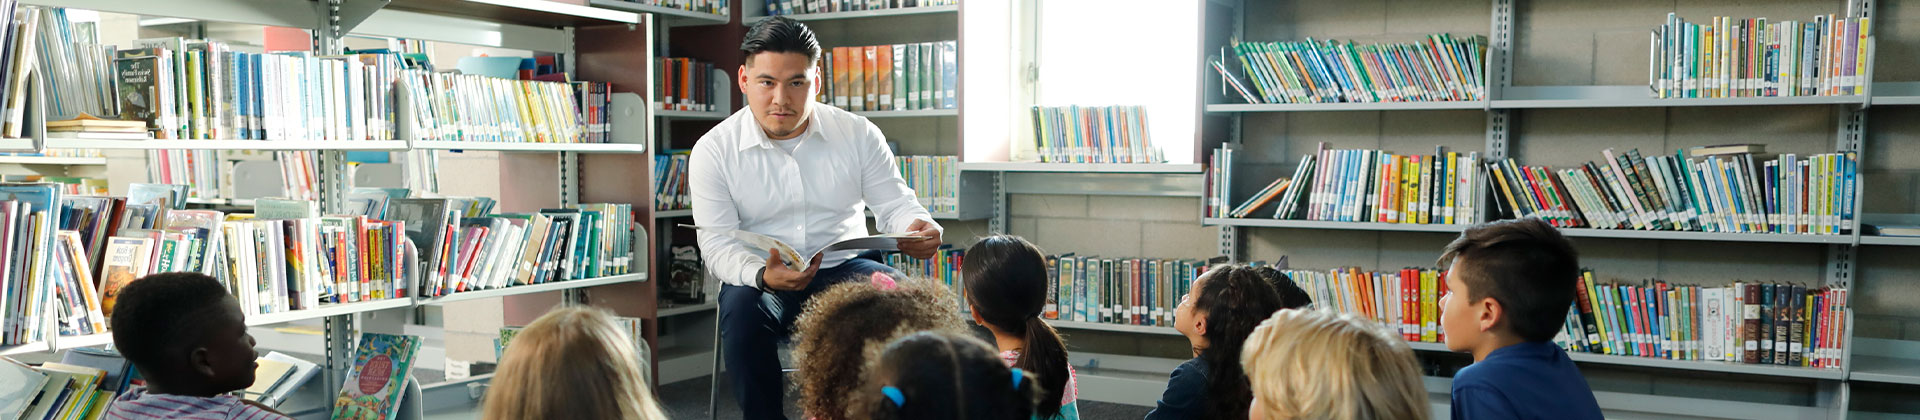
[740,16,821,65]
[793,278,969,420]
[1191,264,1286,420]
[961,235,1069,418]
[1437,217,1581,342]
[110,272,235,373]
[862,332,1040,420]
[1249,266,1313,310]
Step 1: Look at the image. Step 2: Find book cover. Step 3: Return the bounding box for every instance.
[331,333,421,420]
[878,45,894,111]
[848,47,865,111]
[862,45,878,111]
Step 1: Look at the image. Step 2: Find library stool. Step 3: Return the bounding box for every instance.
[709,318,797,420]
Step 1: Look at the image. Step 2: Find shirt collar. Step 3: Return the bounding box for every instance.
[739,102,828,151]
[1484,341,1560,361]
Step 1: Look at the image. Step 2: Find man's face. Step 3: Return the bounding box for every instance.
[738,51,819,140]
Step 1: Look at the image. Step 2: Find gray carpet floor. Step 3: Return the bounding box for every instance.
[656,374,1154,419]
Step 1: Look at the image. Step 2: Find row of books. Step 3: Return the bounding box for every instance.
[573,81,614,144]
[883,247,962,306]
[0,176,103,196]
[0,337,400,420]
[399,71,586,144]
[0,4,39,138]
[1280,267,1448,343]
[1559,272,1849,368]
[34,7,118,122]
[1487,147,1857,234]
[764,0,957,16]
[1218,35,1489,104]
[615,0,727,16]
[1,183,60,345]
[1217,147,1483,224]
[116,40,407,141]
[145,150,222,200]
[1030,105,1164,164]
[654,151,689,211]
[2,358,118,420]
[0,149,104,158]
[658,57,719,112]
[1044,255,1209,326]
[897,155,961,215]
[404,202,636,298]
[1651,14,1869,99]
[821,42,959,112]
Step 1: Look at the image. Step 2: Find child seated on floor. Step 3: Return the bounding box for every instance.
[860,331,1041,420]
[1438,218,1602,420]
[961,235,1080,419]
[483,305,667,419]
[793,273,968,420]
[105,272,292,420]
[1147,264,1309,420]
[1242,309,1429,420]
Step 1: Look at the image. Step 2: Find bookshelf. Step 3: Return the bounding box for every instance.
[655,109,732,120]
[385,0,644,27]
[852,108,960,118]
[656,301,717,318]
[588,0,731,25]
[958,162,1205,174]
[42,138,412,151]
[656,208,693,218]
[1039,0,1892,415]
[243,298,416,328]
[740,3,958,24]
[407,140,649,153]
[1206,101,1490,113]
[0,155,105,165]
[413,273,650,306]
[0,342,49,357]
[0,137,34,151]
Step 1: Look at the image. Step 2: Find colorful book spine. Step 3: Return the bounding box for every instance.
[1226,34,1487,104]
[818,41,957,112]
[1651,13,1868,98]
[896,156,960,215]
[1488,150,1856,234]
[1256,147,1478,225]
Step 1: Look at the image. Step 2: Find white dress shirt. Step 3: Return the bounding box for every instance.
[690,102,934,288]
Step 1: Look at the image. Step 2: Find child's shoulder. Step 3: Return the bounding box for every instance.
[1454,342,1579,387]
[107,387,289,420]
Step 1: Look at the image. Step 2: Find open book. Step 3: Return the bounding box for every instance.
[680,225,928,272]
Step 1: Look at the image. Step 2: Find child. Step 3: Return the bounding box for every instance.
[105,272,292,420]
[961,235,1079,419]
[1438,218,1603,419]
[793,273,968,420]
[1147,264,1304,420]
[482,306,667,419]
[1242,309,1428,420]
[860,331,1040,420]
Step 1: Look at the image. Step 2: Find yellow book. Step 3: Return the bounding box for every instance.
[1420,270,1437,342]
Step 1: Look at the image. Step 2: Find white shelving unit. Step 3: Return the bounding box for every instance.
[588,0,730,25]
[958,162,1205,174]
[43,138,411,151]
[0,155,105,165]
[853,108,958,118]
[742,4,957,24]
[408,140,649,153]
[413,273,648,306]
[244,298,416,327]
[655,109,731,120]
[0,341,48,356]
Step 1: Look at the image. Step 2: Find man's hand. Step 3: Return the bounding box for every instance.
[762,248,822,291]
[899,219,944,260]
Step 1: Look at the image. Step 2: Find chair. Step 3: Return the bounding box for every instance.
[709,315,796,420]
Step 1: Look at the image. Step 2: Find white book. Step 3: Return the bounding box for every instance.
[680,225,929,272]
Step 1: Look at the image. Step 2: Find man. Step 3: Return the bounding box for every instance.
[689,17,944,419]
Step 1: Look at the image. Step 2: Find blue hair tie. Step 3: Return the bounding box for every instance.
[1010,368,1024,390]
[881,386,906,407]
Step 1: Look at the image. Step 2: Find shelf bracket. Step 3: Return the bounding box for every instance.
[1218,226,1237,262]
[1825,244,1854,289]
[990,172,1007,235]
[322,314,354,405]
[560,151,580,207]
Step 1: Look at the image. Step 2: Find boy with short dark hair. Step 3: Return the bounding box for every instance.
[1438,218,1603,420]
[105,272,290,420]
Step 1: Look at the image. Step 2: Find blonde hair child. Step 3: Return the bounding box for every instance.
[1241,309,1428,420]
[483,306,667,419]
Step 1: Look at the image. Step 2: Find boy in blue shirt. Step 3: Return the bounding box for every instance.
[1438,218,1604,420]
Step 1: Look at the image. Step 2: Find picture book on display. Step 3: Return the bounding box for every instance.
[332,333,421,420]
[682,225,928,272]
[654,151,689,211]
[1,182,62,347]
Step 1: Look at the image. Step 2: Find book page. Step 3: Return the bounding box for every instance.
[679,225,803,271]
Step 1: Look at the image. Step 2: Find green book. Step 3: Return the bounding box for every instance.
[920,42,935,109]
[892,44,907,110]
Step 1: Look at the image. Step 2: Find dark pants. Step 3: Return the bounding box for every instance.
[719,252,902,420]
